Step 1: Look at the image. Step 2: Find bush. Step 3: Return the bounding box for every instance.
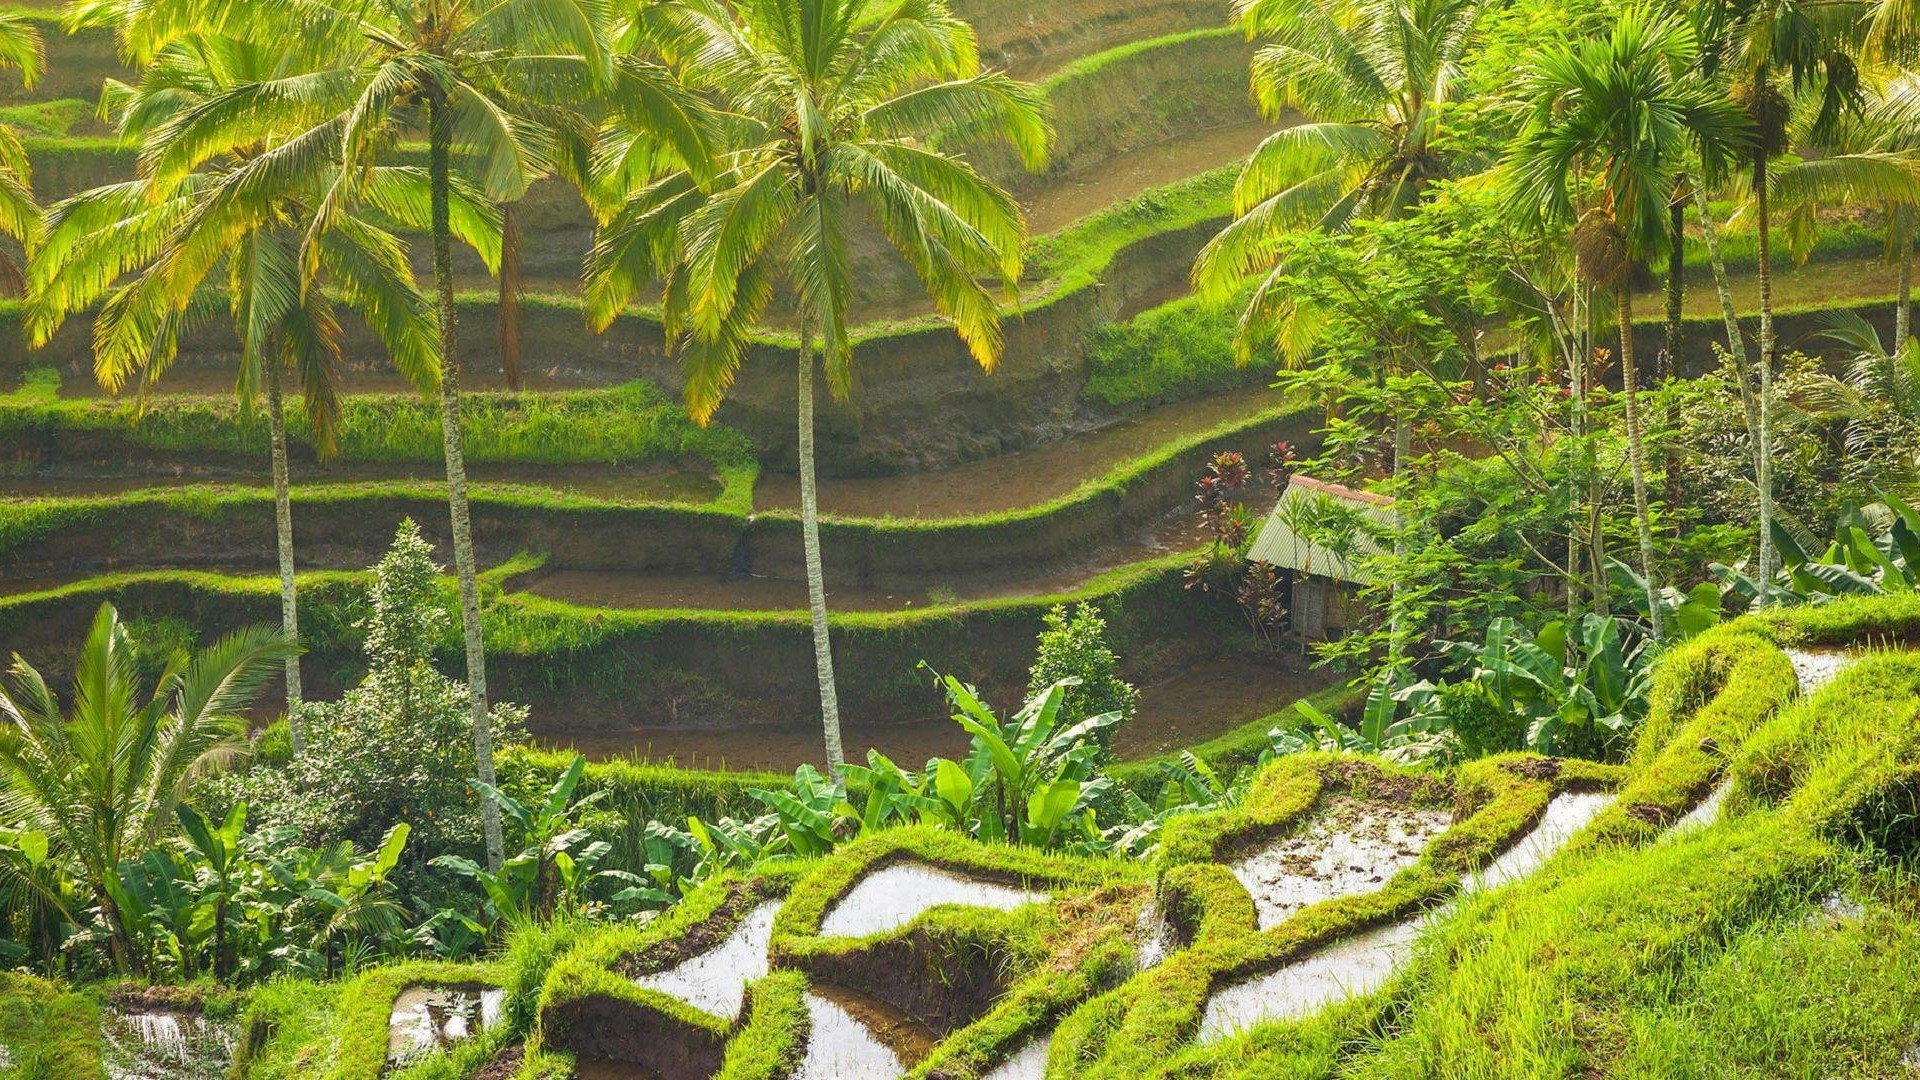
[1438,680,1522,758]
[215,521,525,880]
[1028,602,1140,736]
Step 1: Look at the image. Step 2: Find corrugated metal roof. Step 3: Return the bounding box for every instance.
[1247,474,1395,583]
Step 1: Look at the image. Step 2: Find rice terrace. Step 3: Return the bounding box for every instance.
[0,0,1918,1073]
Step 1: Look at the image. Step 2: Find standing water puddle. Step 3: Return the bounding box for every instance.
[1229,800,1452,930]
[101,1009,235,1080]
[795,989,913,1080]
[633,900,780,1019]
[387,985,505,1066]
[982,1033,1053,1080]
[1785,648,1854,696]
[1197,791,1615,1041]
[1133,899,1180,972]
[819,863,1046,939]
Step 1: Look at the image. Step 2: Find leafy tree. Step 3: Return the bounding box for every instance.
[217,520,527,876]
[24,35,455,747]
[1507,7,1749,639]
[0,604,293,974]
[586,0,1049,772]
[1027,603,1139,743]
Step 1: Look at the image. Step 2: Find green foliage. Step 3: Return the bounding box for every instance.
[1084,294,1254,406]
[209,522,527,882]
[0,375,755,475]
[1027,602,1140,746]
[0,602,295,976]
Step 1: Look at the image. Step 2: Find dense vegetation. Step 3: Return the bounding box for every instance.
[0,0,1916,1072]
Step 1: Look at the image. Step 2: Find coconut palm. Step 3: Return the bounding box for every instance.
[1508,6,1750,639]
[23,35,466,754]
[585,0,1049,772]
[111,0,690,868]
[0,13,43,292]
[1191,0,1483,332]
[0,603,295,974]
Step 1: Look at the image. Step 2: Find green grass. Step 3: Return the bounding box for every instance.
[0,374,756,472]
[0,98,92,137]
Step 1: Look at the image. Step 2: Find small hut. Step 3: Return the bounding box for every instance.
[1247,474,1396,640]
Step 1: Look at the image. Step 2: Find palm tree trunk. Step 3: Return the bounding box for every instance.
[1754,150,1776,609]
[1584,288,1608,615]
[1662,190,1685,525]
[1389,409,1409,660]
[796,314,846,775]
[1617,281,1664,639]
[1566,289,1588,619]
[1691,185,1759,450]
[429,94,505,872]
[264,360,303,754]
[499,201,523,391]
[1897,216,1913,356]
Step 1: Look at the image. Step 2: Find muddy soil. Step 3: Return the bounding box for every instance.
[520,505,1214,613]
[1023,121,1271,236]
[1229,797,1452,930]
[752,383,1281,519]
[542,653,1332,772]
[541,994,727,1080]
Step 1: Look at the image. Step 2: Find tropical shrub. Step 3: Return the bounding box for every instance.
[1028,603,1140,747]
[216,521,527,877]
[0,604,294,976]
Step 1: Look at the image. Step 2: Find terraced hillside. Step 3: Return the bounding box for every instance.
[7,596,1915,1078]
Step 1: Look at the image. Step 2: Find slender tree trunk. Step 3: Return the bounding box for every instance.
[1617,281,1664,639]
[1897,215,1913,357]
[429,94,505,872]
[1754,151,1775,609]
[796,314,846,774]
[1566,289,1587,620]
[1389,409,1409,661]
[1584,288,1608,615]
[264,361,304,754]
[499,202,523,391]
[1691,185,1759,450]
[1662,190,1685,526]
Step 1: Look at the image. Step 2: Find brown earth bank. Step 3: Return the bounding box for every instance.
[0,560,1260,731]
[539,650,1335,771]
[4,215,1224,474]
[0,404,1315,586]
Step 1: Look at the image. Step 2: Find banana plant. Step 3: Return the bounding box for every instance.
[439,755,632,926]
[1713,498,1920,603]
[1608,560,1725,640]
[1441,614,1653,755]
[938,675,1125,846]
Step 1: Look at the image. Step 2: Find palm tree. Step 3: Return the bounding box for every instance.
[0,13,43,292]
[0,603,294,974]
[24,35,458,754]
[1508,6,1750,639]
[1192,0,1483,323]
[117,0,653,868]
[585,0,1049,773]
